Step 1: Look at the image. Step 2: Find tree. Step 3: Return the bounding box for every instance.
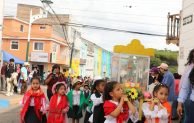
[150,50,178,73]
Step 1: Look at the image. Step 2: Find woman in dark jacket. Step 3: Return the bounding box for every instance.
[45,64,66,100]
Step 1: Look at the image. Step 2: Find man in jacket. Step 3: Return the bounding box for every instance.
[5,58,17,96]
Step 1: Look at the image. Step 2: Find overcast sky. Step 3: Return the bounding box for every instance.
[4,0,182,51]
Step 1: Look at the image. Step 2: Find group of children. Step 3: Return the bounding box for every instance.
[20,77,172,123]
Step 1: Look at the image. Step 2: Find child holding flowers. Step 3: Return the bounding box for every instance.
[103,81,138,123]
[142,84,172,123]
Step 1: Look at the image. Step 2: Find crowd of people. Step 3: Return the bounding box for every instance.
[147,48,194,123]
[1,49,194,123]
[18,62,176,123]
[0,59,44,96]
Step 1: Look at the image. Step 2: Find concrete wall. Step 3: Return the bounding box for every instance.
[2,18,69,66]
[178,0,194,74]
[0,0,4,62]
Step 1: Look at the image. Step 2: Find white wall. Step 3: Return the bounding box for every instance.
[0,0,4,55]
[85,55,94,78]
[178,0,194,74]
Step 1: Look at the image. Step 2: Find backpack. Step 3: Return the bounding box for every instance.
[6,64,16,78]
[189,67,194,86]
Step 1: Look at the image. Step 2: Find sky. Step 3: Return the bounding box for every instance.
[3,0,182,51]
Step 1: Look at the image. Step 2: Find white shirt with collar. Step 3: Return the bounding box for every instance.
[73,90,81,105]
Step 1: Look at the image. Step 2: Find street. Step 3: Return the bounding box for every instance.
[0,86,84,123]
[0,106,180,123]
[0,106,85,123]
[0,86,180,123]
[0,106,20,123]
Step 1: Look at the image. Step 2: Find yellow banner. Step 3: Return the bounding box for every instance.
[71,59,80,77]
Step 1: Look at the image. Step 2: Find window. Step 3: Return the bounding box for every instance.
[11,41,19,50]
[34,42,44,51]
[20,25,24,32]
[52,44,57,52]
[40,25,46,30]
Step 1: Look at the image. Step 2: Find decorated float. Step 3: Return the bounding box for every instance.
[111,39,155,120]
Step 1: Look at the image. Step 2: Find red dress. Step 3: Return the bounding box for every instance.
[20,88,46,123]
[47,94,69,123]
[103,100,129,123]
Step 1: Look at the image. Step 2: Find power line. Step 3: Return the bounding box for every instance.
[68,15,167,27]
[47,4,71,49]
[4,15,166,37]
[40,1,71,49]
[51,7,167,19]
[60,22,166,37]
[7,14,167,27]
[4,5,169,19]
[7,13,166,37]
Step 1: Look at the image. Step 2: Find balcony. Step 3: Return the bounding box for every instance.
[166,13,180,46]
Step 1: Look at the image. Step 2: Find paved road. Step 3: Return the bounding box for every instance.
[0,106,20,123]
[0,106,85,123]
[0,86,179,123]
[0,106,180,123]
[0,86,85,123]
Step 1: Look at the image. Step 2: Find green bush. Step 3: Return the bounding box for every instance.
[150,50,178,73]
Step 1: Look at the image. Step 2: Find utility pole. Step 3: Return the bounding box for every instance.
[0,0,4,65]
[25,0,52,62]
[69,30,76,68]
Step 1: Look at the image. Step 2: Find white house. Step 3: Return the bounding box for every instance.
[178,0,194,74]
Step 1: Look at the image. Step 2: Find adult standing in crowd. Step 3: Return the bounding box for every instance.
[5,58,17,96]
[177,49,194,123]
[158,63,175,103]
[45,64,66,101]
[1,62,7,91]
[148,67,160,94]
[28,67,38,82]
[20,62,30,94]
[14,64,21,93]
[171,73,181,120]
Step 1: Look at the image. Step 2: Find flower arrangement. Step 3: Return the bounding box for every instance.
[122,82,143,100]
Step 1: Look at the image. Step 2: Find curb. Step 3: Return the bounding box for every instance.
[0,95,22,108]
[0,99,9,108]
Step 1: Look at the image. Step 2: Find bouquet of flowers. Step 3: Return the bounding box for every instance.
[122,82,146,121]
[122,82,143,100]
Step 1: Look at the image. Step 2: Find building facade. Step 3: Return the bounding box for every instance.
[70,28,82,77]
[0,0,4,63]
[2,4,70,77]
[2,4,113,79]
[2,16,69,75]
[79,38,87,77]
[178,0,194,74]
[93,45,112,79]
[84,39,95,78]
[102,50,111,78]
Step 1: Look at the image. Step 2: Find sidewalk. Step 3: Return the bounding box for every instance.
[0,91,22,113]
[0,91,23,107]
[0,85,47,107]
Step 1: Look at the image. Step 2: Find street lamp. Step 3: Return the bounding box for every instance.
[25,0,53,61]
